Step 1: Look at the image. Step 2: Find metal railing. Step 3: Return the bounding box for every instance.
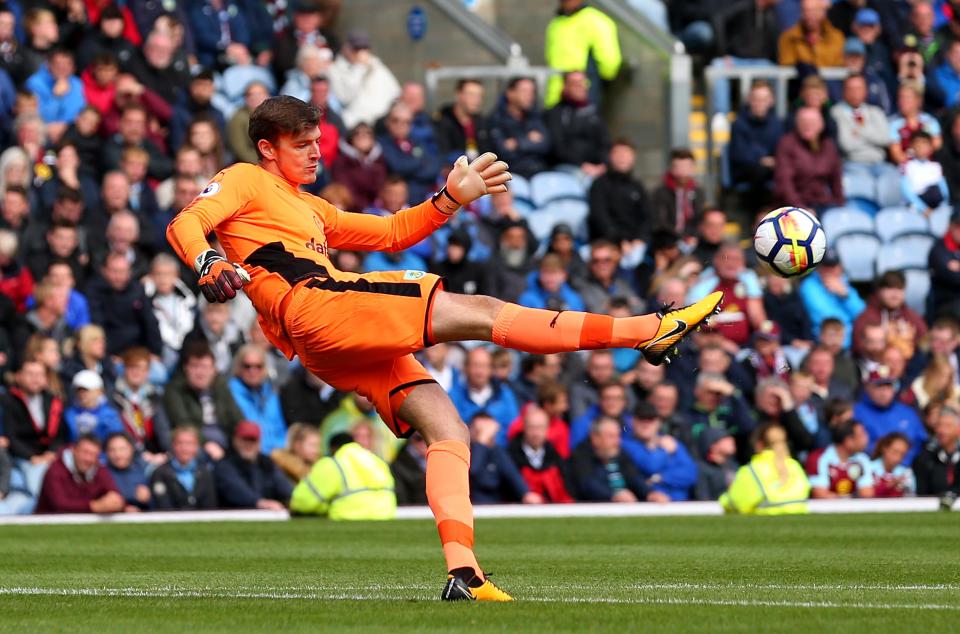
[595,0,692,150]
[427,0,520,62]
[424,63,556,113]
[704,64,850,198]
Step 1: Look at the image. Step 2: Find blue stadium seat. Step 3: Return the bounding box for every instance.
[876,234,935,272]
[904,269,931,317]
[834,233,881,282]
[874,207,931,243]
[526,209,557,242]
[509,174,533,204]
[542,199,590,241]
[928,205,951,237]
[530,171,586,207]
[820,207,875,245]
[513,198,536,217]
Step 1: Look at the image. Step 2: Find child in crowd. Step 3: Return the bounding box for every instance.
[869,432,916,497]
[901,131,948,215]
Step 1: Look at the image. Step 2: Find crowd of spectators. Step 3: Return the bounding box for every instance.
[0,0,958,519]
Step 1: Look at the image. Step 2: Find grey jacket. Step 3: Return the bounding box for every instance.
[830,102,890,164]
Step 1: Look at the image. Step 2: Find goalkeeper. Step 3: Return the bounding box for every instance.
[167,96,722,602]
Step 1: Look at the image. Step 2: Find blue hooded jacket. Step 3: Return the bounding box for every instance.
[517,270,586,311]
[853,394,927,465]
[621,436,698,501]
[65,397,125,442]
[229,377,288,455]
[25,64,85,124]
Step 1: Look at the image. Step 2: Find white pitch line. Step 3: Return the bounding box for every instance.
[0,587,957,611]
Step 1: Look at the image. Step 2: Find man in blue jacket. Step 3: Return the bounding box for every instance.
[517,253,586,312]
[729,80,783,212]
[487,77,550,178]
[186,0,252,69]
[569,416,650,502]
[622,401,697,502]
[853,365,927,464]
[799,248,866,349]
[448,347,520,446]
[25,49,85,138]
[64,370,125,443]
[378,101,440,205]
[228,344,287,455]
[468,412,541,504]
[214,421,291,510]
[569,380,632,450]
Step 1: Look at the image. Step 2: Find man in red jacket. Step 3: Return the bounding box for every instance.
[506,405,573,503]
[35,434,125,514]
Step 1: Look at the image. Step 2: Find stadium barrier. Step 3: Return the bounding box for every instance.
[0,498,944,526]
[0,509,290,526]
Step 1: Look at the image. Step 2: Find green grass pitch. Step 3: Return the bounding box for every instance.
[0,513,958,633]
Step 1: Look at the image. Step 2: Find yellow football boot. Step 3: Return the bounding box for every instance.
[636,291,724,365]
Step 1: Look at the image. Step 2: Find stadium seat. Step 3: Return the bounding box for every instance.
[542,199,590,241]
[904,269,931,317]
[530,171,586,207]
[821,207,874,245]
[513,198,536,216]
[875,234,935,273]
[928,205,951,237]
[526,209,557,242]
[834,233,881,282]
[874,207,931,243]
[509,174,533,204]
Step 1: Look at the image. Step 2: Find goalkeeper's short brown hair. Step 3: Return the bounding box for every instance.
[248,96,322,159]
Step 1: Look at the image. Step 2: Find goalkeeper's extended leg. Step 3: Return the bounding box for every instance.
[397,384,514,602]
[429,291,724,366]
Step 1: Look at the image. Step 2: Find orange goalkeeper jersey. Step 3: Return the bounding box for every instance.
[166,162,450,357]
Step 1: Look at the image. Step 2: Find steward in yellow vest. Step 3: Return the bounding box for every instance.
[544,2,622,107]
[720,424,810,515]
[290,435,397,520]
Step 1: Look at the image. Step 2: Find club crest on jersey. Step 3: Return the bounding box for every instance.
[199,182,221,197]
[403,270,425,280]
[305,236,328,256]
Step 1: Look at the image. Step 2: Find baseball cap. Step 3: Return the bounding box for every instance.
[234,420,261,440]
[346,29,371,50]
[866,365,896,385]
[753,320,782,343]
[821,247,841,267]
[698,427,732,459]
[72,370,104,391]
[844,38,867,57]
[854,8,880,26]
[633,401,659,421]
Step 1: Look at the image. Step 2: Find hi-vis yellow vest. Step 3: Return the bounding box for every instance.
[290,443,397,520]
[544,6,622,107]
[720,450,811,515]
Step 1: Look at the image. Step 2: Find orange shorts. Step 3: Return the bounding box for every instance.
[283,269,445,437]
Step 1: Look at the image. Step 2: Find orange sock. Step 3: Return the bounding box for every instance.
[425,439,482,579]
[491,303,661,354]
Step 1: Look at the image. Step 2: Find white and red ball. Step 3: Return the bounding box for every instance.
[753,206,826,277]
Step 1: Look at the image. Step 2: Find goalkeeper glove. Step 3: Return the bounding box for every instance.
[194,249,250,303]
[432,152,511,215]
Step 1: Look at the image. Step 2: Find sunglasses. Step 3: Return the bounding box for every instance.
[242,363,264,370]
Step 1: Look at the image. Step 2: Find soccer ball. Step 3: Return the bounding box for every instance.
[753,207,826,278]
